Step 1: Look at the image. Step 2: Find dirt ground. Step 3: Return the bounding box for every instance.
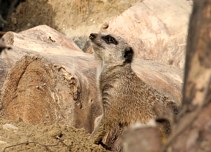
[0,118,107,152]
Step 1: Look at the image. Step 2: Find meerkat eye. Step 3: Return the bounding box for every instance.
[101,35,118,45]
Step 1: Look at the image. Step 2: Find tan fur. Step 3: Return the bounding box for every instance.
[89,33,178,146]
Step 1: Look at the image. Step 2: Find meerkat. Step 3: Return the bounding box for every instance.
[89,33,179,148]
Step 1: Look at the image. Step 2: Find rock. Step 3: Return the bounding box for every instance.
[0,53,100,133]
[71,36,91,52]
[0,140,8,146]
[2,25,81,54]
[0,26,101,133]
[2,124,18,131]
[112,122,162,152]
[132,58,183,103]
[105,0,192,68]
[0,38,10,53]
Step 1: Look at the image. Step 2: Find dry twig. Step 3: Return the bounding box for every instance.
[3,136,68,152]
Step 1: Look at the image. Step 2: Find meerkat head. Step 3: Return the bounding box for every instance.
[89,33,134,65]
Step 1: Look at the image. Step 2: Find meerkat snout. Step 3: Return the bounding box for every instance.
[89,33,98,40]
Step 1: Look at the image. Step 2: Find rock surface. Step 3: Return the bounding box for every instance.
[0,26,101,133]
[4,0,139,36]
[122,125,162,152]
[105,0,192,68]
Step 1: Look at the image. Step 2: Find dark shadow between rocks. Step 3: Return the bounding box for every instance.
[3,0,57,32]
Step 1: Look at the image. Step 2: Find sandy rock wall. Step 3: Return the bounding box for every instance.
[0,26,101,133]
[56,0,140,36]
[5,0,139,36]
[105,0,192,68]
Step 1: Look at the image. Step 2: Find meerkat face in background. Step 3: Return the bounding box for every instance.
[89,33,134,65]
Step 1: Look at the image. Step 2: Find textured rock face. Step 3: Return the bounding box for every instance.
[4,0,139,36]
[122,125,162,152]
[1,54,100,133]
[0,26,101,133]
[105,0,192,68]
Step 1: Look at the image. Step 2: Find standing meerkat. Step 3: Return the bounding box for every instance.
[89,33,179,148]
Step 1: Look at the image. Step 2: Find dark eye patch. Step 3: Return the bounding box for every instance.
[101,35,118,45]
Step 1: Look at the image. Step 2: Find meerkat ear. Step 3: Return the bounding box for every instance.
[124,47,134,63]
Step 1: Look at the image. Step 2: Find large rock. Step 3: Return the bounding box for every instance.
[105,0,192,68]
[0,26,100,133]
[3,25,81,54]
[121,124,162,152]
[1,53,100,133]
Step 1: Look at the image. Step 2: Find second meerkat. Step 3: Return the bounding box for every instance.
[89,33,179,147]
